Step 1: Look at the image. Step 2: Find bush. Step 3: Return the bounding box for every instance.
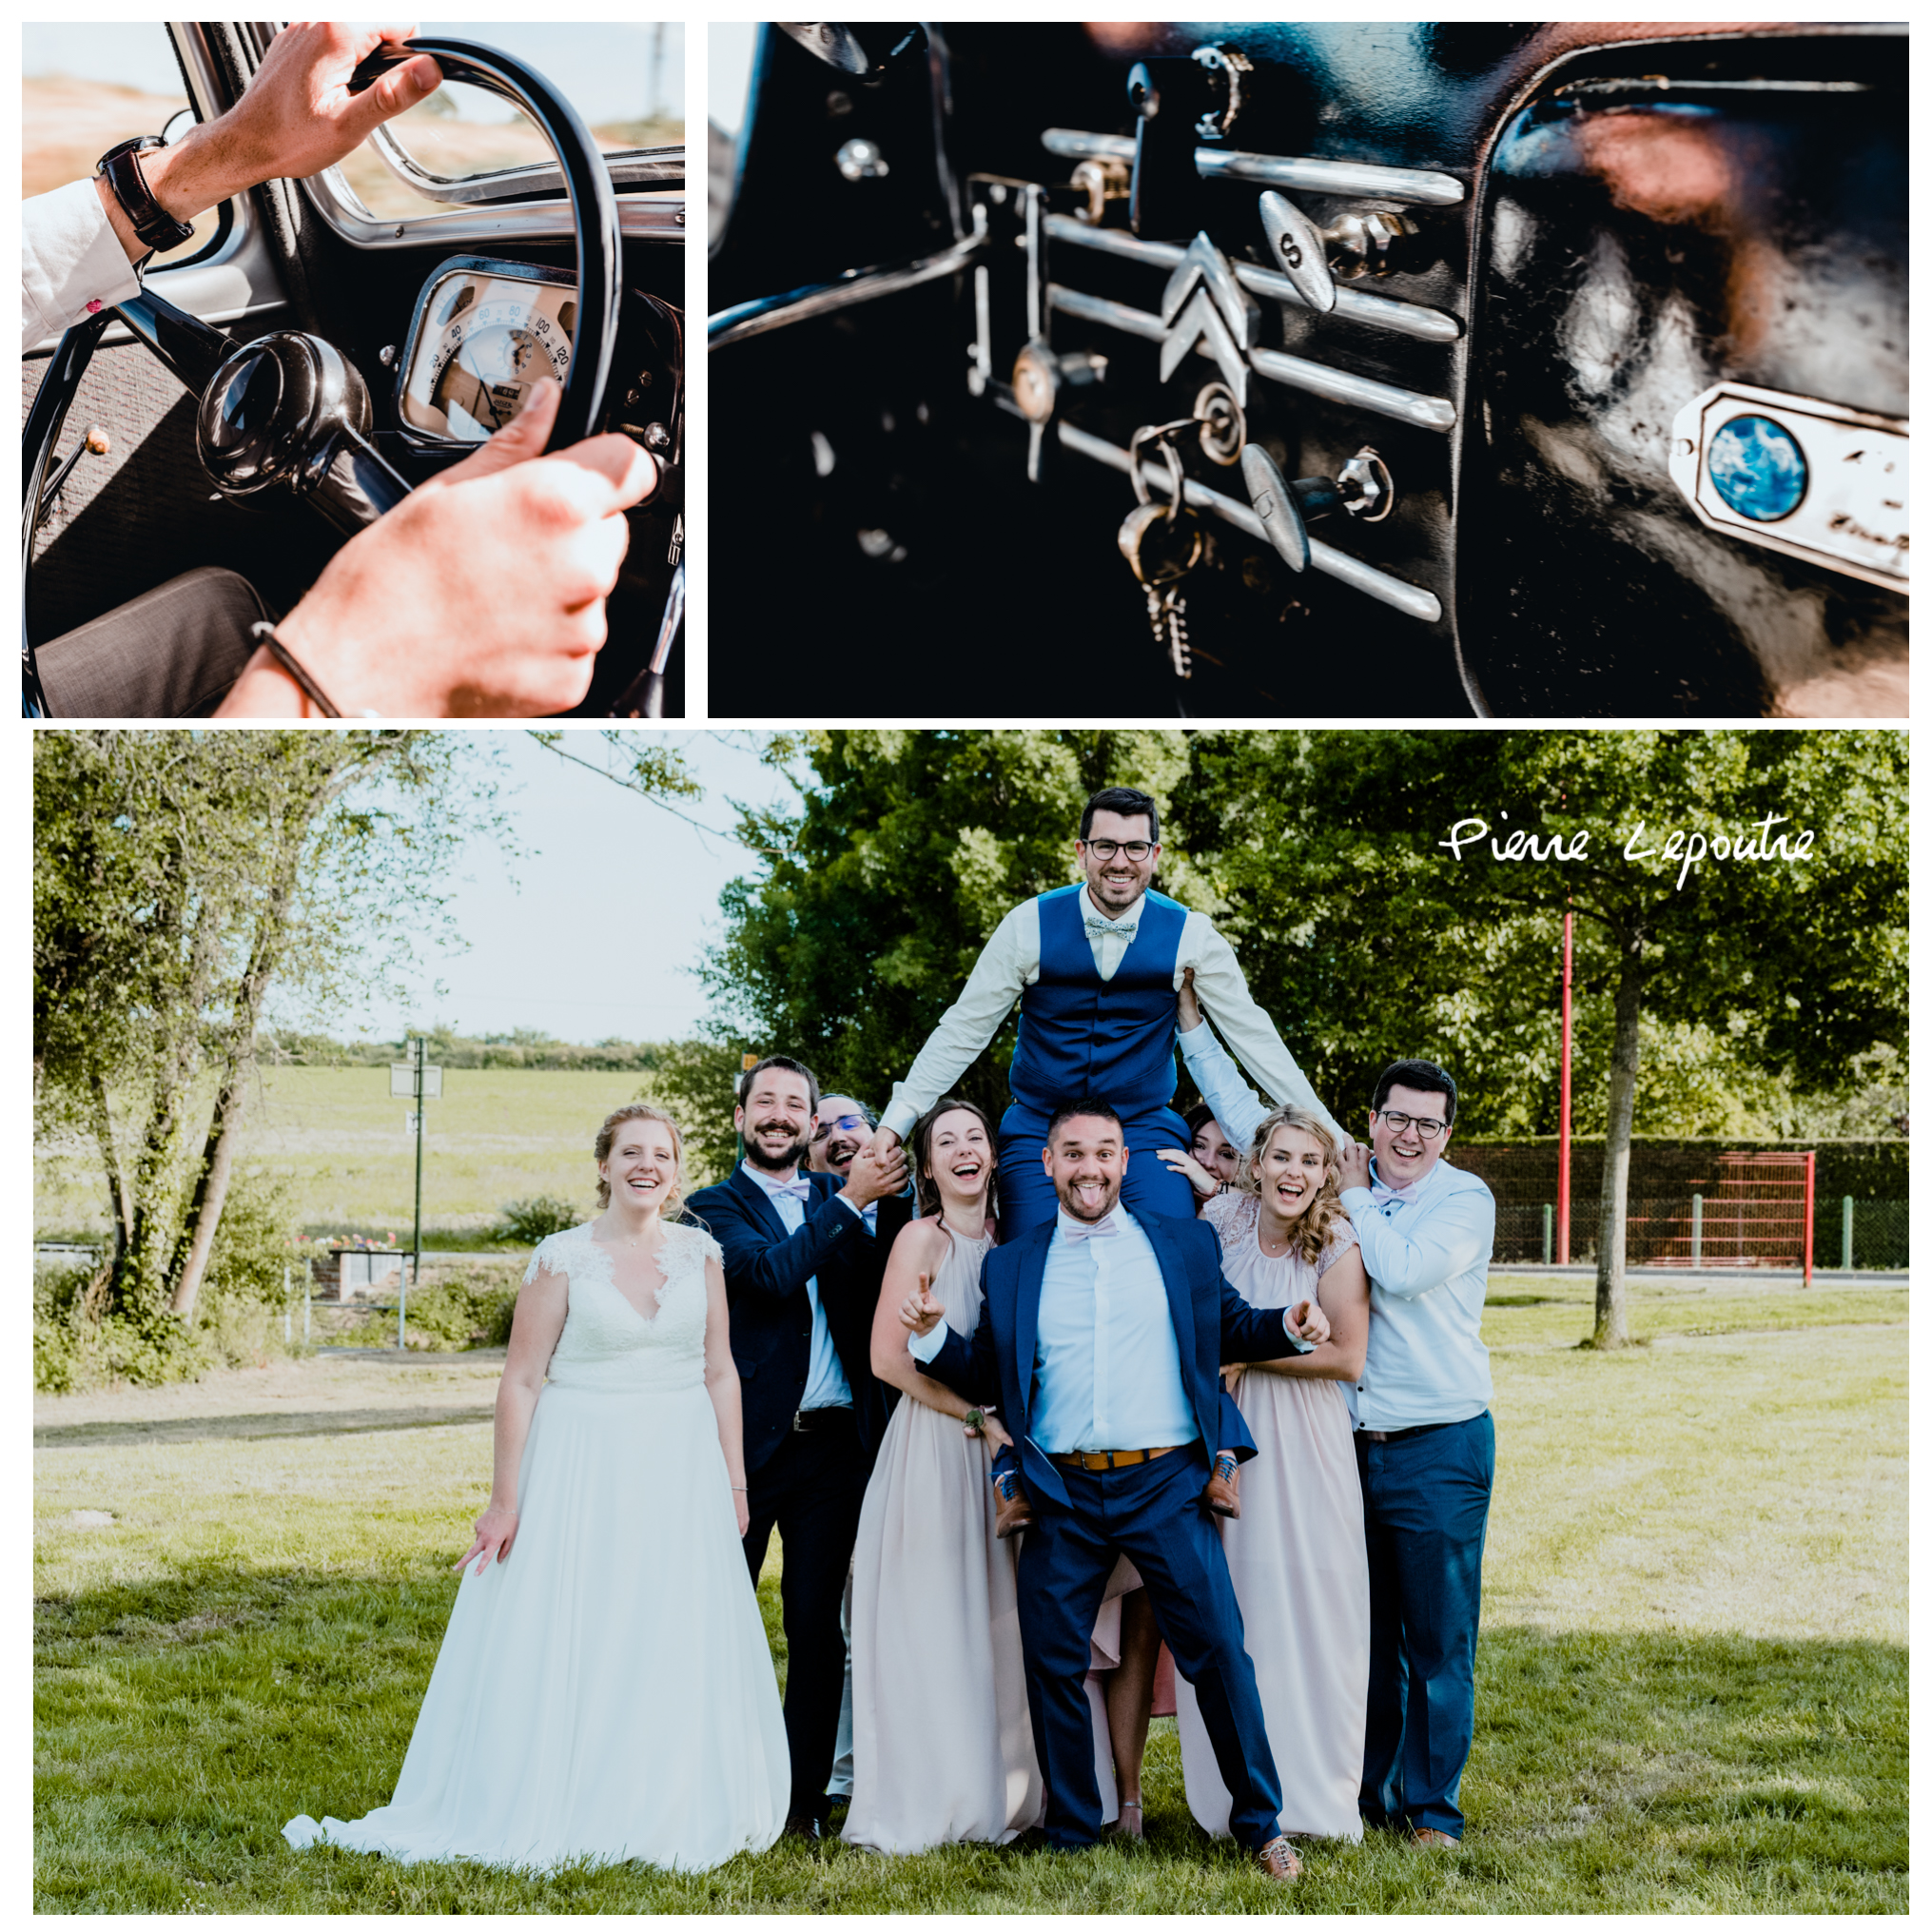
[497,1196,582,1244]
[391,1266,521,1352]
[33,1262,208,1393]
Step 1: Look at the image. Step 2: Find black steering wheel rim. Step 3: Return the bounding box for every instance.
[347,35,623,455]
[23,31,624,713]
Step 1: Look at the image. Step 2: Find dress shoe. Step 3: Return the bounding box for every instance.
[782,1811,822,1842]
[1253,1834,1301,1881]
[1411,1826,1460,1850]
[994,1484,1036,1540]
[1204,1461,1241,1519]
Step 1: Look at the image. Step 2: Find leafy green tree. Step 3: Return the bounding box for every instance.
[1174,730,1907,1346]
[34,732,508,1349]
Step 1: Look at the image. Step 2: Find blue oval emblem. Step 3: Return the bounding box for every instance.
[1707,414,1806,522]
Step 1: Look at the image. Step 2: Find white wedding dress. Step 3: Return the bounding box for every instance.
[283,1221,788,1873]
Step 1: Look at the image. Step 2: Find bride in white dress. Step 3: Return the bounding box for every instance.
[284,1104,788,1873]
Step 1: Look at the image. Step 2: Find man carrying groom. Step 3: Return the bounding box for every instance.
[900,1101,1328,1879]
[870,786,1344,1228]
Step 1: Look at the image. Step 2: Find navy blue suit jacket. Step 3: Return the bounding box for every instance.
[686,1165,908,1476]
[920,1209,1301,1511]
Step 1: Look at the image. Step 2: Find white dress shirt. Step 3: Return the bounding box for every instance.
[1340,1158,1494,1432]
[908,1205,1200,1453]
[880,885,1340,1144]
[741,1162,864,1412]
[24,180,143,351]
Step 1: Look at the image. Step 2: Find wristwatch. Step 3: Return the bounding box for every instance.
[96,137,194,257]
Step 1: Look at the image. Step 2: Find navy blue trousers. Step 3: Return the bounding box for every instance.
[1355,1411,1494,1838]
[1016,1447,1283,1849]
[998,1101,1194,1236]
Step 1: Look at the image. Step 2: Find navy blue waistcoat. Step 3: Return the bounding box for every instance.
[1007,884,1186,1115]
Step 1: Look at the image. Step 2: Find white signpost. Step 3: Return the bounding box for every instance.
[388,1042,443,1349]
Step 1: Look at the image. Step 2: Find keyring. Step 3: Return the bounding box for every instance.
[1128,419,1197,521]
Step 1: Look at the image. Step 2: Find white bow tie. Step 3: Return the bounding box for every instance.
[1084,917,1138,938]
[1059,1212,1121,1241]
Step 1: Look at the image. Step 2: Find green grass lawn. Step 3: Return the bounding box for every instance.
[36,1068,653,1239]
[35,1293,1906,1911]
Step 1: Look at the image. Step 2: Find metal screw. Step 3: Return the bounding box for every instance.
[641,421,671,452]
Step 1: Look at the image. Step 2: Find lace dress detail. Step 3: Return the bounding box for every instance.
[525,1221,721,1394]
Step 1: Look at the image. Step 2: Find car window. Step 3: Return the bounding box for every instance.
[707,22,759,245]
[338,20,685,218]
[22,23,224,270]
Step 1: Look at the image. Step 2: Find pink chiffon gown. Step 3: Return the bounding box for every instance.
[843,1222,1044,1850]
[1174,1191,1369,1842]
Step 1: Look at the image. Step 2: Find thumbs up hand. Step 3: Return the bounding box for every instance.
[899,1272,945,1337]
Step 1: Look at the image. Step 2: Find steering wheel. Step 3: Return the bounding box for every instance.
[21,33,622,715]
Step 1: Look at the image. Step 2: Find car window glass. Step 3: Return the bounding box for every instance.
[340,20,684,218]
[23,23,222,270]
[708,22,759,244]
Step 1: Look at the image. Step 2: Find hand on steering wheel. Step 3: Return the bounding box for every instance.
[220,379,657,716]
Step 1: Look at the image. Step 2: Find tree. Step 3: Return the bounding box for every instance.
[34,732,507,1342]
[1174,730,1907,1346]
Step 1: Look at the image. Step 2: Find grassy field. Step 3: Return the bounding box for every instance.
[34,1281,1906,1911]
[36,1068,655,1241]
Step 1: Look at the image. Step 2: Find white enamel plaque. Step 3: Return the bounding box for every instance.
[1669,381,1908,593]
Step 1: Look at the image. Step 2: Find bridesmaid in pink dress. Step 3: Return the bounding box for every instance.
[1162,980,1372,1843]
[843,1098,1044,1851]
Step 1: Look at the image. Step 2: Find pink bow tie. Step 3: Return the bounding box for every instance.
[1059,1213,1121,1241]
[771,1179,814,1201]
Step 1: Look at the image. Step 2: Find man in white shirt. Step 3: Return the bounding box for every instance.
[902,1103,1325,1881]
[875,786,1341,1233]
[22,21,654,717]
[1335,1061,1495,1851]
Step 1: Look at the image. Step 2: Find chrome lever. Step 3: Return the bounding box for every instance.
[1259,190,1425,310]
[1240,443,1395,574]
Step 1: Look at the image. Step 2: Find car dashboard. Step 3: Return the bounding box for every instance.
[709,22,1905,719]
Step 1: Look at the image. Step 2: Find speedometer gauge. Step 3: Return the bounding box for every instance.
[397,256,580,445]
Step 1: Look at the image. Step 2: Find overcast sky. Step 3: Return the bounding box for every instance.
[308,731,784,1045]
[24,22,683,125]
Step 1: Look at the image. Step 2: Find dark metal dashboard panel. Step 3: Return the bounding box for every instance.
[707,21,1906,718]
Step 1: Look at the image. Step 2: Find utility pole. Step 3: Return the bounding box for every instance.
[391,1039,442,1350]
[408,1035,426,1347]
[1556,907,1573,1265]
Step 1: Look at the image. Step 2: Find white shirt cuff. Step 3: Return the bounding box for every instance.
[907,1316,949,1363]
[24,179,142,349]
[833,1192,867,1224]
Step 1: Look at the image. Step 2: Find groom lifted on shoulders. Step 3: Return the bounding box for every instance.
[871,786,1345,1232]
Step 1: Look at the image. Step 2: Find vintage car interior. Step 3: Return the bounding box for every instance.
[710,22,1906,718]
[23,23,685,716]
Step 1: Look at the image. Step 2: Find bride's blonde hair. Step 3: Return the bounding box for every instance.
[1238,1105,1345,1267]
[595,1103,686,1215]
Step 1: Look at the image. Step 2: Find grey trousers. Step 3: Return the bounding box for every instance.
[34,566,274,718]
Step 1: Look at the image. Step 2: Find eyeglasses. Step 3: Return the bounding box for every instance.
[812,1113,867,1139]
[1082,839,1156,861]
[1376,1110,1448,1140]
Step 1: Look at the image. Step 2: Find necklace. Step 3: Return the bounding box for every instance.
[1258,1220,1295,1256]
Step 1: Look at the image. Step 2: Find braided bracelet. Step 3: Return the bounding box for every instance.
[249,621,383,719]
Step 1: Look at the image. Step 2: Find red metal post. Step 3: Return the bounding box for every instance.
[1556,907,1573,1264]
[1803,1149,1816,1287]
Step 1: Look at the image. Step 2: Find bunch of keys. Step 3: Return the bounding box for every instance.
[1118,420,1206,678]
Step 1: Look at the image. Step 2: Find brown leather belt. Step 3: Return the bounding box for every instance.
[1052,1445,1181,1472]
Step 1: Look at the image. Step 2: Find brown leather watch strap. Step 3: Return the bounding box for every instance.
[97,137,194,256]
